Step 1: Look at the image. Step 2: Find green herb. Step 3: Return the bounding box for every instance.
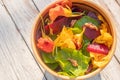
[55,48,90,77]
[46,63,58,70]
[41,51,56,63]
[82,36,90,57]
[71,27,82,34]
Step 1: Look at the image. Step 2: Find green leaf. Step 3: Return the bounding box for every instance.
[41,52,56,63]
[82,35,90,57]
[46,63,58,70]
[58,72,71,76]
[58,71,75,78]
[71,27,82,34]
[74,16,100,29]
[48,34,57,40]
[55,48,90,77]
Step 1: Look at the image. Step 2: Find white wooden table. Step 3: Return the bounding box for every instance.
[0,0,120,80]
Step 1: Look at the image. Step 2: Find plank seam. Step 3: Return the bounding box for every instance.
[1,0,47,80]
[31,0,40,12]
[114,55,120,64]
[115,0,120,7]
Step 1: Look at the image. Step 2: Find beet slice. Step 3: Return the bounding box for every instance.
[84,27,100,40]
[45,17,71,34]
[87,43,109,55]
[83,23,100,40]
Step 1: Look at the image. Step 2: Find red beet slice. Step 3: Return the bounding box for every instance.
[84,27,100,40]
[37,38,54,53]
[87,43,109,55]
[83,23,100,40]
[45,17,71,34]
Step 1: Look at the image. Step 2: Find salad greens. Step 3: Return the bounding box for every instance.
[36,0,113,78]
[55,48,90,77]
[74,16,100,30]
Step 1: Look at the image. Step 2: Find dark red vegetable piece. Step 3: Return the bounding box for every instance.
[45,17,71,34]
[83,23,100,40]
[72,6,83,12]
[87,43,109,55]
[84,27,100,40]
[85,64,93,74]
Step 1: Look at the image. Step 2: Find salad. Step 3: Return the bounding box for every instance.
[36,0,113,77]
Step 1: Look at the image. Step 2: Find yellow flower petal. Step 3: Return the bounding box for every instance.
[94,30,113,48]
[94,15,113,48]
[90,52,110,68]
[54,26,75,49]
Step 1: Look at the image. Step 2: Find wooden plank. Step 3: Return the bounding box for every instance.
[100,57,120,80]
[2,0,39,47]
[32,0,55,11]
[116,0,120,6]
[1,0,53,79]
[0,1,45,80]
[0,0,2,4]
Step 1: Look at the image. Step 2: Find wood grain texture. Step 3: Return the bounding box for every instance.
[2,0,39,47]
[100,57,120,80]
[1,0,58,80]
[33,0,55,11]
[0,1,45,80]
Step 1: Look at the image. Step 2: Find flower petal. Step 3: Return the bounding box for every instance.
[49,5,72,22]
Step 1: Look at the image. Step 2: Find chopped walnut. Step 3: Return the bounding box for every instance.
[84,23,98,30]
[68,58,78,67]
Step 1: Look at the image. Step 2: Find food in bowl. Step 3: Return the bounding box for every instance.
[33,0,115,78]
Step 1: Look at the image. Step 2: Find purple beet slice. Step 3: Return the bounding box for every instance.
[45,17,72,34]
[83,23,100,40]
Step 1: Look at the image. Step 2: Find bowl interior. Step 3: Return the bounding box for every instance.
[32,0,116,79]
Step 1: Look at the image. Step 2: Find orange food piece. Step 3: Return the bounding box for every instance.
[49,5,72,22]
[37,37,54,53]
[60,0,72,7]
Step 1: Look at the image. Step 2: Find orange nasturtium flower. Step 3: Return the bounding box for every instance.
[49,5,72,22]
[59,0,72,8]
[49,0,81,22]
